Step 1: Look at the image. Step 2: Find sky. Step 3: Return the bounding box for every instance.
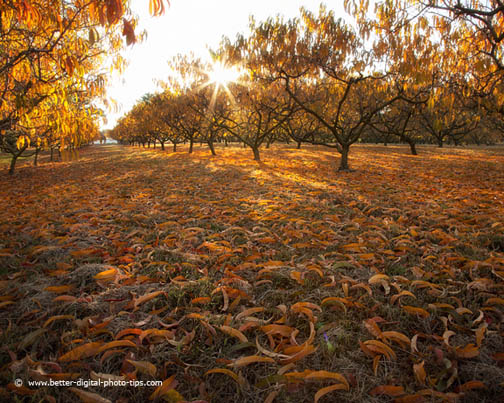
[102,1,347,130]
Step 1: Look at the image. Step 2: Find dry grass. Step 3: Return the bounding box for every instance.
[0,143,503,402]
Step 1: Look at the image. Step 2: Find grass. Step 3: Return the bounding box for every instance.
[0,143,503,402]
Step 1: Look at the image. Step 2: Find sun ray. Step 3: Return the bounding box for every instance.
[202,59,241,112]
[208,61,240,87]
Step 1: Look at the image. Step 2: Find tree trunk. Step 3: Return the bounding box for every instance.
[338,144,350,171]
[9,154,18,175]
[408,141,418,155]
[173,143,177,152]
[252,146,261,161]
[296,141,301,149]
[437,138,443,148]
[189,138,194,153]
[34,148,39,166]
[224,138,228,147]
[50,148,54,162]
[160,141,165,151]
[208,141,216,156]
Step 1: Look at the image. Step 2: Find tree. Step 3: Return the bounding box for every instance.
[235,8,405,170]
[418,81,480,147]
[218,80,295,161]
[280,110,323,149]
[0,0,168,174]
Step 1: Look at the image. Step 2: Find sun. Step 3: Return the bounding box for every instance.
[199,60,242,111]
[208,62,240,87]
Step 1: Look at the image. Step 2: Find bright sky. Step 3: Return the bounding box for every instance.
[102,1,347,130]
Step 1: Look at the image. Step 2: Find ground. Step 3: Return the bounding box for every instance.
[0,143,503,403]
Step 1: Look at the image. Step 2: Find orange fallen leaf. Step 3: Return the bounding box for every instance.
[69,387,112,402]
[228,355,275,368]
[413,360,426,385]
[149,375,177,400]
[402,306,430,318]
[219,325,248,343]
[59,342,103,362]
[43,315,75,328]
[455,380,486,392]
[97,340,137,354]
[314,383,348,402]
[191,296,211,304]
[370,385,405,396]
[126,359,157,377]
[363,340,396,360]
[94,268,118,280]
[44,285,74,294]
[205,368,246,386]
[456,343,479,359]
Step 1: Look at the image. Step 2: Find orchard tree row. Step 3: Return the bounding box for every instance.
[0,0,168,174]
[111,2,504,170]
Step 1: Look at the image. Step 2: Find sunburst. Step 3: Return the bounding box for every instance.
[199,59,242,111]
